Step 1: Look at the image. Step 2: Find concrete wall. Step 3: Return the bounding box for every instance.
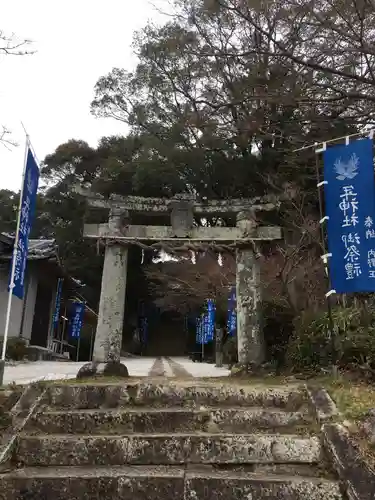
[0,263,38,342]
[46,284,57,349]
[21,269,39,341]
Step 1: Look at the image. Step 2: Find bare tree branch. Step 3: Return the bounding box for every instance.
[0,30,34,148]
[0,126,17,151]
[0,30,34,56]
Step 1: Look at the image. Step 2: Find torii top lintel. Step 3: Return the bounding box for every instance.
[76,188,280,216]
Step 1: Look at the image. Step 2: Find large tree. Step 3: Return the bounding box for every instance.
[91,0,359,201]
[88,0,360,313]
[39,137,156,309]
[38,0,369,315]
[217,0,375,123]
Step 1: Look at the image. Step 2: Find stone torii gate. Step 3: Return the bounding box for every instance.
[77,191,282,377]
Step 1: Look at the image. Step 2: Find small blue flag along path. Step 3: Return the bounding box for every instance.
[69,302,85,339]
[206,299,215,342]
[227,286,237,335]
[52,278,63,329]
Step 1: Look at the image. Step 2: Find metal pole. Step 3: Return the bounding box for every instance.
[215,327,223,367]
[76,336,81,362]
[0,135,29,386]
[60,307,67,355]
[315,151,337,370]
[294,128,374,152]
[89,326,94,361]
[48,278,63,350]
[18,271,30,338]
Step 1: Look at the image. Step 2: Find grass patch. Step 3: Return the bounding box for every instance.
[48,376,134,385]
[270,371,375,422]
[49,375,305,387]
[204,376,306,390]
[213,372,375,421]
[324,377,375,421]
[202,375,293,384]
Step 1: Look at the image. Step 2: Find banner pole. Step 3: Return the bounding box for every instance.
[315,148,337,372]
[0,135,29,385]
[89,326,94,361]
[76,336,81,362]
[294,128,375,153]
[61,306,67,355]
[48,278,63,350]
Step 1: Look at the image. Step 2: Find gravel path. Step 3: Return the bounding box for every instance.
[3,357,230,385]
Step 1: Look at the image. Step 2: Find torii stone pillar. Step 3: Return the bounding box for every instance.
[93,209,128,363]
[77,208,129,378]
[236,211,264,366]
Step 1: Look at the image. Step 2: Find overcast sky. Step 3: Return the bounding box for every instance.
[0,0,168,191]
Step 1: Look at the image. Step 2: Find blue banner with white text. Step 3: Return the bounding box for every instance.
[52,278,63,329]
[195,317,202,344]
[324,138,375,292]
[196,313,208,345]
[69,302,85,339]
[206,299,215,342]
[227,286,237,335]
[11,149,40,299]
[203,313,209,342]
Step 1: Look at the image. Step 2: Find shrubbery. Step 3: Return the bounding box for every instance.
[287,303,375,371]
[0,337,28,361]
[262,301,295,370]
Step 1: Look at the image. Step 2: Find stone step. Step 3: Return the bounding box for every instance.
[43,383,305,410]
[0,390,13,406]
[0,390,19,433]
[15,433,322,467]
[0,388,22,412]
[0,466,343,500]
[25,407,314,435]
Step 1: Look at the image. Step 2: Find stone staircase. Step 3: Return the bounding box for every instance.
[0,387,22,434]
[1,381,344,499]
